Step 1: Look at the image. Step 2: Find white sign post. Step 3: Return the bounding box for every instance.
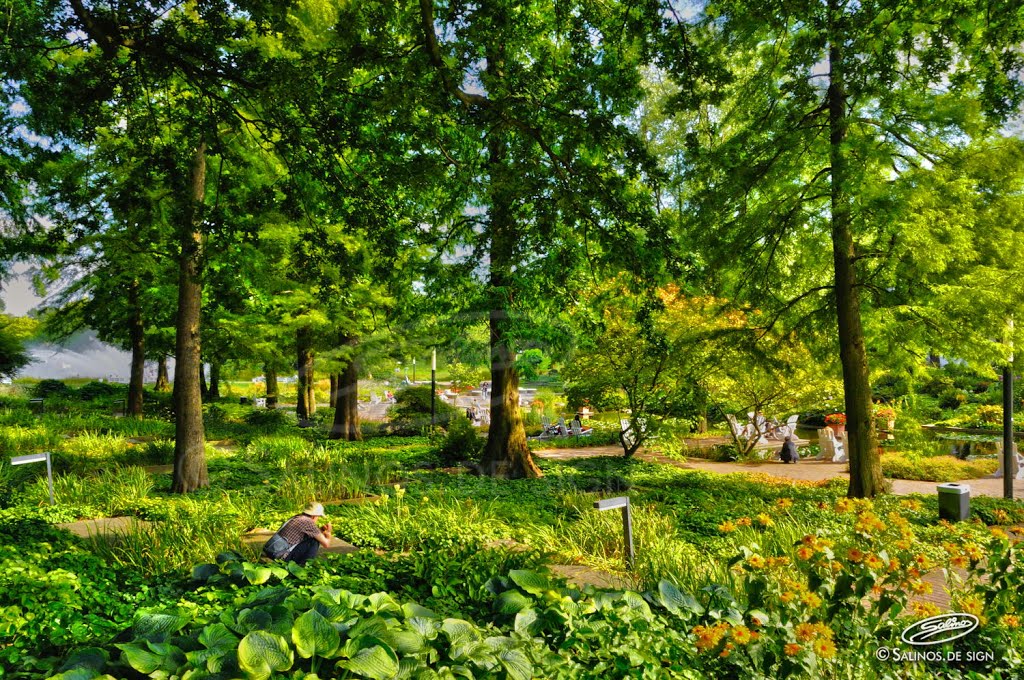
[594,496,634,569]
[11,452,54,505]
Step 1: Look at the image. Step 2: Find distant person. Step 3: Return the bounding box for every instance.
[780,435,799,464]
[262,502,333,565]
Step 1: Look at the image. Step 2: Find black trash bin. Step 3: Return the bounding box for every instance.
[937,483,970,522]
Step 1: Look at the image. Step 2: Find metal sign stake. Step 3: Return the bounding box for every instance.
[594,496,634,569]
[11,452,55,505]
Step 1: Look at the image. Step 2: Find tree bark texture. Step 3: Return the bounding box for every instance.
[296,327,315,424]
[330,338,362,441]
[172,140,209,494]
[127,279,145,417]
[264,365,278,408]
[329,373,339,410]
[478,105,541,479]
[155,356,170,392]
[828,12,884,498]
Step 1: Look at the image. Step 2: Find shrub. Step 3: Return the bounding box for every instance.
[880,452,999,482]
[387,386,459,433]
[32,379,72,399]
[434,415,484,466]
[77,381,121,401]
[244,407,293,428]
[938,388,968,410]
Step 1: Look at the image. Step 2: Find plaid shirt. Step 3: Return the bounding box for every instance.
[277,514,323,547]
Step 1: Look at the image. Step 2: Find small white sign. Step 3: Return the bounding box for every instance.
[11,453,48,466]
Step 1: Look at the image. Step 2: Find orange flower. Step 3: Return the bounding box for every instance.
[990,527,1009,541]
[847,548,865,563]
[784,643,802,656]
[719,642,734,658]
[1002,615,1020,629]
[747,554,767,569]
[737,516,753,527]
[780,591,796,603]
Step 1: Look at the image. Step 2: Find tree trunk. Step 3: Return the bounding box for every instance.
[208,362,220,401]
[155,356,170,392]
[296,327,315,424]
[199,362,209,401]
[172,140,209,494]
[127,279,145,417]
[477,88,541,479]
[265,365,278,408]
[329,373,339,410]
[828,12,883,498]
[330,339,362,441]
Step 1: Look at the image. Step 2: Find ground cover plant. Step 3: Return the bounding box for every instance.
[0,389,1022,678]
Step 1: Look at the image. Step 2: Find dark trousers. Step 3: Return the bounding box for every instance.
[286,537,321,565]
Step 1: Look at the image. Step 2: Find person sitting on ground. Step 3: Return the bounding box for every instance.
[262,502,333,565]
[780,435,800,464]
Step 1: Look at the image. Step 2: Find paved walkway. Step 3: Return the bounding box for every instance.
[534,445,1024,499]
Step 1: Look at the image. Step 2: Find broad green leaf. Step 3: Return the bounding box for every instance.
[508,570,549,595]
[495,590,532,615]
[406,617,439,639]
[498,649,532,680]
[366,592,401,614]
[237,631,293,680]
[441,619,477,645]
[657,581,703,617]
[244,565,274,585]
[340,644,399,680]
[380,629,424,654]
[513,608,538,635]
[234,609,273,634]
[115,643,163,674]
[292,610,340,659]
[401,602,438,620]
[131,612,191,642]
[191,563,219,581]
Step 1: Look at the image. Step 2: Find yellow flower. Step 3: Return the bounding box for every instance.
[737,516,752,527]
[960,596,984,617]
[900,499,923,511]
[864,553,884,570]
[813,638,837,658]
[718,520,737,533]
[964,544,984,562]
[801,592,823,608]
[913,554,930,569]
[731,625,754,645]
[747,554,767,569]
[780,591,796,603]
[847,548,865,563]
[795,623,817,642]
[835,499,853,514]
[950,553,968,569]
[801,534,818,546]
[776,498,794,510]
[912,602,941,618]
[894,540,912,550]
[990,527,1009,541]
[756,513,774,527]
[797,546,815,561]
[1002,615,1020,629]
[994,509,1011,524]
[909,580,932,595]
[784,643,802,656]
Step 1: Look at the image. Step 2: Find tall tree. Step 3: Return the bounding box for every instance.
[677,0,1024,496]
